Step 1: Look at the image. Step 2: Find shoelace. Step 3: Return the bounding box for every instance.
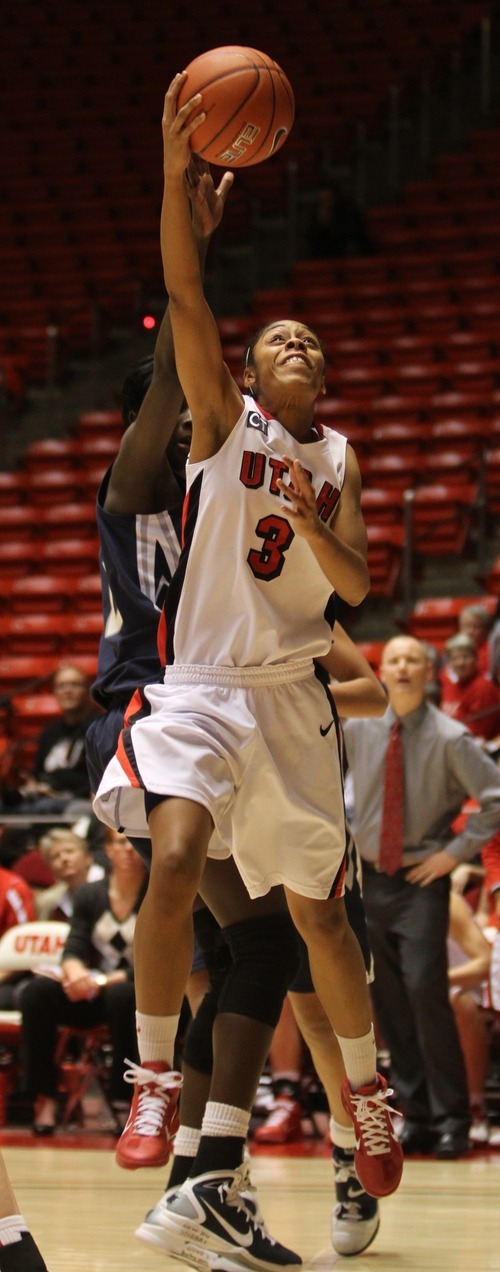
[350,1086,401,1157]
[221,1167,277,1247]
[123,1059,182,1137]
[334,1200,366,1221]
[261,1097,298,1130]
[334,1160,358,1187]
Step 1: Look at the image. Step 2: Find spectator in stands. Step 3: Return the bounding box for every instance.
[421,640,442,706]
[457,604,493,676]
[0,865,36,1009]
[20,827,146,1135]
[343,634,500,1159]
[306,179,375,260]
[1,663,99,819]
[35,828,105,921]
[440,633,500,744]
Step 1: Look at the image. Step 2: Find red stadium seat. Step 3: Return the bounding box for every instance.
[403,596,496,647]
[418,448,480,486]
[39,538,100,576]
[74,574,103,611]
[0,472,29,507]
[0,507,35,542]
[22,438,81,472]
[362,453,419,491]
[24,470,81,506]
[10,692,60,741]
[66,613,104,655]
[406,482,478,556]
[0,541,43,583]
[366,525,405,600]
[371,423,429,454]
[0,615,71,657]
[8,575,75,615]
[360,487,405,527]
[38,503,97,540]
[429,418,492,454]
[0,656,59,697]
[369,396,423,426]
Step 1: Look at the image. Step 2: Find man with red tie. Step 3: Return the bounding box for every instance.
[343,635,500,1160]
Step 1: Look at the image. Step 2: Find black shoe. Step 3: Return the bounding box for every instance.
[331,1148,380,1256]
[434,1131,470,1160]
[32,1123,55,1137]
[399,1125,435,1155]
[135,1164,302,1268]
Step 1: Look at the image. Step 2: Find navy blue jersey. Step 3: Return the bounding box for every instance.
[91,468,183,710]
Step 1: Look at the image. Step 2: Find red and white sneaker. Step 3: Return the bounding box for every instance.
[254,1095,302,1144]
[115,1059,183,1170]
[340,1073,403,1198]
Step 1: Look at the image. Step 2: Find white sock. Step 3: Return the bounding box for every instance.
[135,1011,180,1065]
[330,1117,356,1151]
[0,1214,28,1247]
[173,1126,202,1157]
[201,1102,250,1139]
[335,1025,377,1091]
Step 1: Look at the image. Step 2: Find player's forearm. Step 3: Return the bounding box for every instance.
[161,174,202,303]
[330,677,387,718]
[308,523,370,605]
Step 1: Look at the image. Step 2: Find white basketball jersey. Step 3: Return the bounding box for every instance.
[162,395,346,667]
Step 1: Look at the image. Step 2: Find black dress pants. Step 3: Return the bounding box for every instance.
[362,866,470,1135]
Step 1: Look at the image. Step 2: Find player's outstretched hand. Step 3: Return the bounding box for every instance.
[162,72,206,178]
[278,457,324,542]
[187,153,234,239]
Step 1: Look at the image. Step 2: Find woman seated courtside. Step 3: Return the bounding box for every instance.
[20,828,147,1134]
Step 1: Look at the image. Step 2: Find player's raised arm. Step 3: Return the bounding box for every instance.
[160,74,243,457]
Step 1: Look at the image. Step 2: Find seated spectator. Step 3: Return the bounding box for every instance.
[306,179,375,260]
[0,864,36,1009]
[35,829,105,921]
[1,663,99,819]
[448,890,493,1146]
[440,634,500,743]
[457,604,494,676]
[20,828,147,1134]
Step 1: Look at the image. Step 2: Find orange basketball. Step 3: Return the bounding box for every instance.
[177,46,295,168]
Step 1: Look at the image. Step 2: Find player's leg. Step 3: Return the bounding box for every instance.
[116,794,213,1170]
[0,1155,48,1272]
[285,888,403,1200]
[137,859,302,1269]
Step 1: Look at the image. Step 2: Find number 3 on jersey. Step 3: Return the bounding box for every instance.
[247,514,294,581]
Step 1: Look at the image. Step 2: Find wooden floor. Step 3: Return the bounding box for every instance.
[3,1140,500,1271]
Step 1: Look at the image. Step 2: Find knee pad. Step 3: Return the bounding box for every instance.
[182,982,219,1074]
[193,906,233,988]
[218,912,300,1028]
[183,910,233,1074]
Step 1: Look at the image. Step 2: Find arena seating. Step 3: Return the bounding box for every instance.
[0,0,495,391]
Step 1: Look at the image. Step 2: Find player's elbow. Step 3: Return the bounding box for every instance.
[342,565,370,607]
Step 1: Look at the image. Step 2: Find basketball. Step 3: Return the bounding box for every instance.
[177,46,295,168]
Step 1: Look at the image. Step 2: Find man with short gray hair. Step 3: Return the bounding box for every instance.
[343,635,500,1159]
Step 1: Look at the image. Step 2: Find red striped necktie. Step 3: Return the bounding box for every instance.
[379,718,405,875]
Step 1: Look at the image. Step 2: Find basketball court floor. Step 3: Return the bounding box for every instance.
[2,1134,500,1270]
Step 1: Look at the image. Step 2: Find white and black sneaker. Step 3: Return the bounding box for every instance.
[331,1147,380,1257]
[135,1163,301,1270]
